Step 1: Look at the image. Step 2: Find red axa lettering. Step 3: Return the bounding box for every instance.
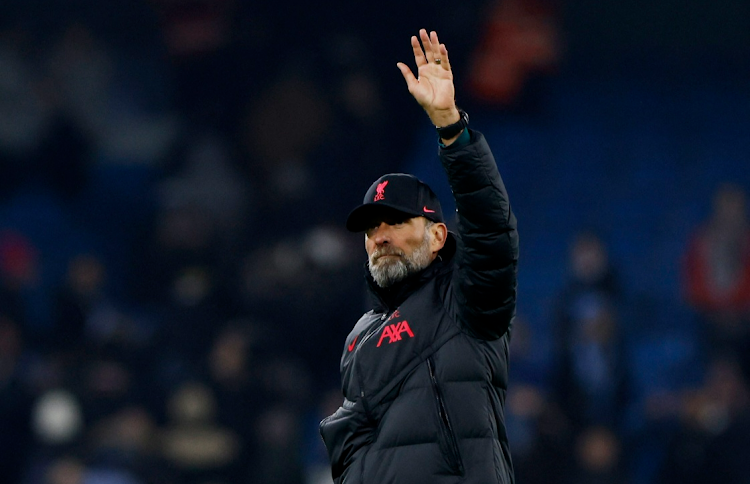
[376,320,414,347]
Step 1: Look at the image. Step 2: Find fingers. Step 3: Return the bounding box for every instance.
[419,29,438,63]
[405,29,450,74]
[438,43,450,70]
[411,35,427,68]
[417,29,448,69]
[419,29,433,61]
[429,30,440,54]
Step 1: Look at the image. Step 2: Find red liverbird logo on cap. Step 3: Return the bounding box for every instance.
[374,180,388,201]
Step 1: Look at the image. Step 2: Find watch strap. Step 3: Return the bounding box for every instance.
[435,109,469,139]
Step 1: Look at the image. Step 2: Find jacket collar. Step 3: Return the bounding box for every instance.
[365,232,457,312]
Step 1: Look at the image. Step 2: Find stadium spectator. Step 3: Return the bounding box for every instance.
[505,317,575,484]
[683,183,750,377]
[552,231,630,430]
[159,380,243,484]
[572,425,626,484]
[0,317,34,484]
[658,356,750,484]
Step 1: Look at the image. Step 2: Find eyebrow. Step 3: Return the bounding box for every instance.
[369,215,415,227]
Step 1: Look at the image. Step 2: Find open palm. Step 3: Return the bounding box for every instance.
[397,29,458,125]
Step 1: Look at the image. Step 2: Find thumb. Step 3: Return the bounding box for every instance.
[396,62,418,91]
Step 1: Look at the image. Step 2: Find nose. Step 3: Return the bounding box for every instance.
[368,222,393,244]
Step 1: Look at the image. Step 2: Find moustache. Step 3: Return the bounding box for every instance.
[371,248,405,262]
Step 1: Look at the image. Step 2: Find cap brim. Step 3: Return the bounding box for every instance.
[345,203,424,232]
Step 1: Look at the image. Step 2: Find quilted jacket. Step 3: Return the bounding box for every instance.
[320,129,519,484]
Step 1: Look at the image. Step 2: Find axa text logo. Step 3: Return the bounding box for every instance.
[374,180,388,201]
[377,320,414,347]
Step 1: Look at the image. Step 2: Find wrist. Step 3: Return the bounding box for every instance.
[429,107,461,128]
[439,126,470,148]
[435,108,469,142]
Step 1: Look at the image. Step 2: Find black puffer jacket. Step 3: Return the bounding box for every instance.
[320,129,519,484]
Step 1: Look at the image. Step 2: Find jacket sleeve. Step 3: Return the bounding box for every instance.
[439,129,519,339]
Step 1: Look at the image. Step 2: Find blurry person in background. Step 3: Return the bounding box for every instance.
[205,321,264,448]
[572,425,625,484]
[658,357,750,484]
[0,230,42,334]
[553,298,629,431]
[44,456,86,484]
[159,380,242,484]
[683,183,750,377]
[235,225,359,378]
[141,204,230,387]
[504,318,575,484]
[52,252,151,363]
[466,0,560,111]
[238,74,334,239]
[148,0,249,130]
[253,405,305,484]
[137,203,221,306]
[552,231,629,431]
[319,29,519,483]
[51,253,107,361]
[0,317,34,484]
[557,231,620,314]
[0,26,53,196]
[83,406,160,484]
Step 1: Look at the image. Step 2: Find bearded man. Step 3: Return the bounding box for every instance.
[320,29,519,484]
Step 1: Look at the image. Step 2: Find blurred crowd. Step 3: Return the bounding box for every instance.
[0,1,749,484]
[508,184,750,484]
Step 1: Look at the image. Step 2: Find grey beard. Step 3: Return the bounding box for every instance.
[368,232,433,288]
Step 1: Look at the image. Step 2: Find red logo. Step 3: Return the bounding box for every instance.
[374,181,388,201]
[423,206,435,213]
[348,335,358,352]
[376,320,414,347]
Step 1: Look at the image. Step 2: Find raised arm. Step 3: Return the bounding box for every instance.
[399,29,519,339]
[442,131,518,339]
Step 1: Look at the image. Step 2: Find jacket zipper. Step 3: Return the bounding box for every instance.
[354,311,393,405]
[427,356,464,475]
[351,311,393,483]
[356,311,392,352]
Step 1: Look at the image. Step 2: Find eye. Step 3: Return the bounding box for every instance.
[392,216,412,227]
[384,214,410,226]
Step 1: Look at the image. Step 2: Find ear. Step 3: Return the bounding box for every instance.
[429,223,448,254]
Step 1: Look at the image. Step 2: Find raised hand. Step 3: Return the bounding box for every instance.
[397,29,460,129]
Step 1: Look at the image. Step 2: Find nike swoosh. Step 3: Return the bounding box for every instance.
[348,335,358,352]
[423,206,435,213]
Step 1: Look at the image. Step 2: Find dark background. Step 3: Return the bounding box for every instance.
[1,1,749,483]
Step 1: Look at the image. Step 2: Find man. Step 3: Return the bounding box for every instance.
[320,29,519,483]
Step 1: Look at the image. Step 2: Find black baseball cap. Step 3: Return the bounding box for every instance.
[346,173,445,232]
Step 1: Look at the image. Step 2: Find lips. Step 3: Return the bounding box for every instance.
[374,251,403,262]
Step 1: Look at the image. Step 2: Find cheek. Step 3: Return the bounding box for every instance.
[364,238,376,256]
